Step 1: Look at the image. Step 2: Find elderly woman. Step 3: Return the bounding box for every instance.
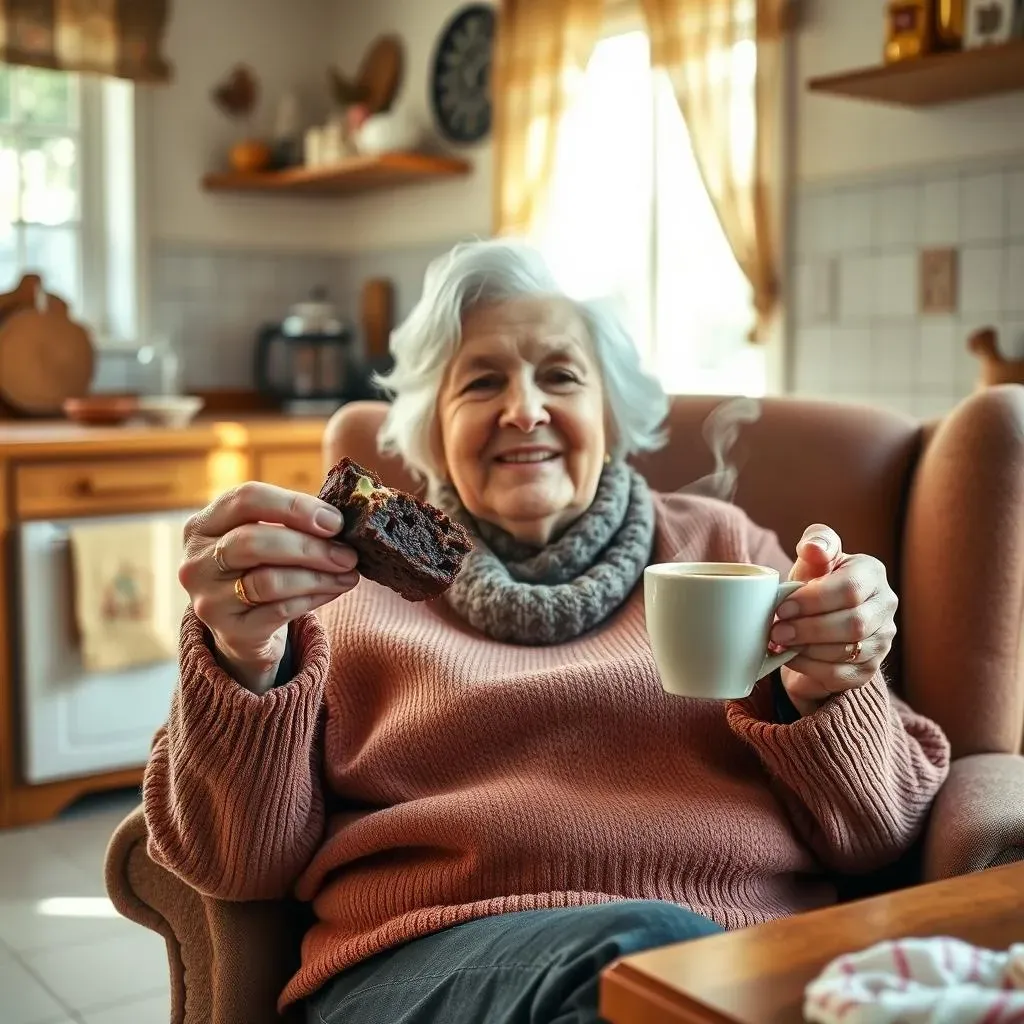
[147,239,950,1024]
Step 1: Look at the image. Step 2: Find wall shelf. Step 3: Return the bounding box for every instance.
[202,152,472,196]
[807,38,1024,108]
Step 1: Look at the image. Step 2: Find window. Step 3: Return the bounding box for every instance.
[536,27,764,396]
[0,64,139,345]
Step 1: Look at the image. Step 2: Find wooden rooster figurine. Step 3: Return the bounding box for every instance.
[967,327,1024,389]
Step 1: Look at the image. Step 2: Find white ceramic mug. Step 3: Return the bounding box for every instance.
[643,562,803,700]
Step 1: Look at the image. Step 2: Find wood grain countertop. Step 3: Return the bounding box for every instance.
[0,414,329,458]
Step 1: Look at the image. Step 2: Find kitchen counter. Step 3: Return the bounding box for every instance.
[0,413,328,457]
[0,411,332,830]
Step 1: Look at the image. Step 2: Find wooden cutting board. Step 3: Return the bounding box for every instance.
[358,36,404,113]
[361,278,394,359]
[0,280,93,415]
[0,273,69,323]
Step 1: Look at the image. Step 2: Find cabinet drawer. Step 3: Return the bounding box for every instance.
[257,449,324,494]
[15,455,220,519]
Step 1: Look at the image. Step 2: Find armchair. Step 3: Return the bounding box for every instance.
[105,388,1024,1024]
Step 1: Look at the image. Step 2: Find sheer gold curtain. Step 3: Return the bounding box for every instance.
[492,0,605,236]
[639,0,789,340]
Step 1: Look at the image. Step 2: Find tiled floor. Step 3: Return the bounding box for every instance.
[0,790,169,1023]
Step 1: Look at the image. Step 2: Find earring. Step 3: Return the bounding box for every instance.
[603,453,612,465]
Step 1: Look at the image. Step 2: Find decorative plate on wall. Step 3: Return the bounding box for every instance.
[430,4,496,144]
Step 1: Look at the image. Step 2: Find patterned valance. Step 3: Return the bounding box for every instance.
[0,0,172,83]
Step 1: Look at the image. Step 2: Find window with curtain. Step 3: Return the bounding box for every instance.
[0,64,141,345]
[0,66,84,310]
[534,22,765,397]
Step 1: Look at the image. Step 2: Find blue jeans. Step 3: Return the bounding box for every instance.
[307,900,723,1024]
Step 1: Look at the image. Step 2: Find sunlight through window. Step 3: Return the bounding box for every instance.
[536,30,764,397]
[35,896,119,918]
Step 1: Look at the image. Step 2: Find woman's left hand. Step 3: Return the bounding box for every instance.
[770,524,897,715]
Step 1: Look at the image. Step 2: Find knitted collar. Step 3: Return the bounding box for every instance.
[434,461,655,645]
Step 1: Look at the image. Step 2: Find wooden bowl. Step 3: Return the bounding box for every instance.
[63,395,139,426]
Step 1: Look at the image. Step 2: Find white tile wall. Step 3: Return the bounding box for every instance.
[874,253,918,319]
[960,246,1004,315]
[872,184,918,249]
[1004,321,1024,359]
[919,178,960,247]
[792,153,1024,418]
[88,246,345,394]
[872,324,917,393]
[1009,169,1024,238]
[91,240,453,393]
[961,172,1006,245]
[839,189,874,251]
[1005,244,1024,316]
[97,181,1024,411]
[917,318,960,391]
[793,326,832,392]
[831,326,873,392]
[838,255,874,322]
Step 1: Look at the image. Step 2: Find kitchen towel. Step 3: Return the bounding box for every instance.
[70,517,189,672]
[805,937,1024,1024]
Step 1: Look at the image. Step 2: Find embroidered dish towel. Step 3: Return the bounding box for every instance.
[70,517,189,672]
[805,937,1024,1024]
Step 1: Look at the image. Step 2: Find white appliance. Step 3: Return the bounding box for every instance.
[17,510,197,784]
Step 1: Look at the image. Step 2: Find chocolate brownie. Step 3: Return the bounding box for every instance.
[318,457,472,602]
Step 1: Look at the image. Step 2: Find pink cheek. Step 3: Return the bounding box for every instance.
[555,414,596,455]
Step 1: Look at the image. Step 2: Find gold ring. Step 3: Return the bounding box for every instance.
[234,576,258,608]
[845,641,862,663]
[213,542,231,576]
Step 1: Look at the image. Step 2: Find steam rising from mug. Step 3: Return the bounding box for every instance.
[678,397,763,504]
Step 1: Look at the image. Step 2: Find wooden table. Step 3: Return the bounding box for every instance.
[600,861,1024,1024]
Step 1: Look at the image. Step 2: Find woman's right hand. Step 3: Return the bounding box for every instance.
[179,482,359,694]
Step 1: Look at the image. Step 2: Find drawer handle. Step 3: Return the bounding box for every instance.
[74,479,175,500]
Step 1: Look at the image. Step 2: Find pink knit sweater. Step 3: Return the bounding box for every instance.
[143,493,950,1011]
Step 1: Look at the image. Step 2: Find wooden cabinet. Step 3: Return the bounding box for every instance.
[0,414,327,828]
[255,448,325,494]
[15,455,216,519]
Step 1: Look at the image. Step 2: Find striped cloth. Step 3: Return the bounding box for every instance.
[0,0,172,83]
[805,938,1024,1024]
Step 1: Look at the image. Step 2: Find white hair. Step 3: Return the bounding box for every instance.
[375,237,670,484]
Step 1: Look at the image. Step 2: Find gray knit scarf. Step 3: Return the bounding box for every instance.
[434,462,655,645]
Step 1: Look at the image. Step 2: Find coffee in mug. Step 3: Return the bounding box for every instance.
[643,562,803,700]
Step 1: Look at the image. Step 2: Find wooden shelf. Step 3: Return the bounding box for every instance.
[807,38,1024,108]
[202,152,472,196]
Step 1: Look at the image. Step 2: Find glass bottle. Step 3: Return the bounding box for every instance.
[884,0,934,62]
[936,0,965,49]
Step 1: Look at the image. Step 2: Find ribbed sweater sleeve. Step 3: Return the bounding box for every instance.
[727,680,949,872]
[724,515,951,873]
[142,609,330,901]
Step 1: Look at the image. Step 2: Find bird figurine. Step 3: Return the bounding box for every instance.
[212,64,259,119]
[967,327,1024,389]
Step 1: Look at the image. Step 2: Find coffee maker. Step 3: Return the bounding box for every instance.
[255,288,361,414]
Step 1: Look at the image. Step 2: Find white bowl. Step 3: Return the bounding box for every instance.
[136,395,205,428]
[356,111,424,155]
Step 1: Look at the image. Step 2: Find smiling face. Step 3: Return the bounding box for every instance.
[437,297,608,547]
